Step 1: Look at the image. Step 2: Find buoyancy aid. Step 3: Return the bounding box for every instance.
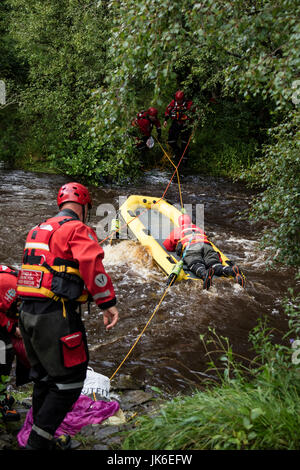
[0,266,19,331]
[17,217,88,312]
[176,226,210,256]
[132,110,161,137]
[171,101,188,121]
[166,100,193,123]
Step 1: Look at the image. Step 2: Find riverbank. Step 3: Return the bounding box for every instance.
[123,360,300,451]
[6,146,251,184]
[2,308,300,451]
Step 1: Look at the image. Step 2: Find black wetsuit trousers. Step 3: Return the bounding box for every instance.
[183,243,224,279]
[19,300,88,446]
[167,121,191,159]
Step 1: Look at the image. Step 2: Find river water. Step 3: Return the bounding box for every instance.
[0,164,295,397]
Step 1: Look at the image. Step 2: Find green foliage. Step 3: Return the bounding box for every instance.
[283,277,300,339]
[241,114,300,266]
[48,131,140,184]
[0,376,8,430]
[3,0,108,162]
[0,1,26,165]
[0,376,9,401]
[123,297,300,450]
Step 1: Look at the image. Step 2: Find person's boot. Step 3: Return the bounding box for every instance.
[190,262,206,280]
[232,265,246,287]
[203,267,214,290]
[190,263,214,290]
[0,406,20,422]
[25,428,55,450]
[223,265,245,287]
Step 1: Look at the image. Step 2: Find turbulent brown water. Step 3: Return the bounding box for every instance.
[0,163,295,397]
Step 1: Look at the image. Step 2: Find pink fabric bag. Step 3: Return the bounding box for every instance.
[17,395,120,448]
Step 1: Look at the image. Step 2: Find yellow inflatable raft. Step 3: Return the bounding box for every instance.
[119,195,230,282]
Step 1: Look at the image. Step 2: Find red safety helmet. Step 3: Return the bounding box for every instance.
[57,182,92,209]
[175,90,185,102]
[0,266,18,313]
[148,107,158,117]
[178,214,191,227]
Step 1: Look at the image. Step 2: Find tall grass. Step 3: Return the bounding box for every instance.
[123,294,300,450]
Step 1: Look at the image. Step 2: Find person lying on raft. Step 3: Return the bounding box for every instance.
[163,214,246,290]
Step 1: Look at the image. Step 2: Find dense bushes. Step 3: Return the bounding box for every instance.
[123,290,300,450]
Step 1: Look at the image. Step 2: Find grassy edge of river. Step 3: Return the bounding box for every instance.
[14,147,250,183]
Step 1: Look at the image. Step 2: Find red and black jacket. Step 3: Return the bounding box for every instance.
[164,99,194,124]
[0,265,19,334]
[17,209,116,312]
[133,110,161,138]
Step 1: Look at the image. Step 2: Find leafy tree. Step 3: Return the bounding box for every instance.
[1,0,299,265]
[91,0,300,265]
[7,0,108,165]
[0,0,27,162]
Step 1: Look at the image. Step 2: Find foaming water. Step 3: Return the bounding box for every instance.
[104,241,157,271]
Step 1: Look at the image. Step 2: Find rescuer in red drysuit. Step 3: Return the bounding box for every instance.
[163,90,195,166]
[163,214,245,290]
[17,182,119,450]
[0,265,30,422]
[132,107,161,152]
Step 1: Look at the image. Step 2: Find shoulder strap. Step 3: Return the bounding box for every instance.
[0,266,18,277]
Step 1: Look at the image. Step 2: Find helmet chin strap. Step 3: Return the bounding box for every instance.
[82,204,91,223]
[86,207,91,223]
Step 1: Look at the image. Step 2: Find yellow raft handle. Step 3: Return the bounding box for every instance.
[110,219,120,244]
[166,260,184,286]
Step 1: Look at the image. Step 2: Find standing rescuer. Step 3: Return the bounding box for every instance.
[0,265,23,422]
[132,107,162,152]
[17,182,119,450]
[163,90,195,165]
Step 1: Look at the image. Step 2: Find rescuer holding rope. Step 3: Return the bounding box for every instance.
[17,182,119,450]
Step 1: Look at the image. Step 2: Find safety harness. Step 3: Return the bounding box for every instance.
[176,226,210,257]
[17,216,88,317]
[169,101,189,122]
